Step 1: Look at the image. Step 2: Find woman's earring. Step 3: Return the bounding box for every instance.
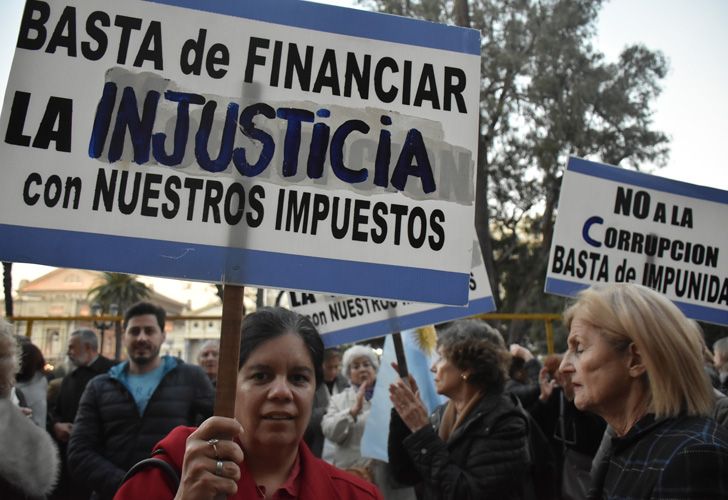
[461,373,468,381]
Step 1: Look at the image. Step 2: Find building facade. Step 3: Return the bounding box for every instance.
[11,268,185,366]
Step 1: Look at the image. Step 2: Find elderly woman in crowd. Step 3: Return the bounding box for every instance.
[560,283,728,499]
[321,345,414,499]
[115,308,381,499]
[387,319,531,499]
[321,345,379,471]
[0,319,59,499]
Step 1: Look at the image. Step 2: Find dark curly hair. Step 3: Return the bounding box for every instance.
[16,342,46,383]
[123,301,166,330]
[437,319,510,394]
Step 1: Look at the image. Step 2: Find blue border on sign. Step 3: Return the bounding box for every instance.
[545,276,728,326]
[320,296,497,346]
[567,157,728,205]
[147,0,480,55]
[0,224,470,306]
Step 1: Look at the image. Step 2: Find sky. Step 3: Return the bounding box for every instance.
[1,0,726,305]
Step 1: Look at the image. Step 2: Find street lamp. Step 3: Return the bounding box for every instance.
[92,302,119,356]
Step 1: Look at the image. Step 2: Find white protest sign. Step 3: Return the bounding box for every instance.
[546,157,728,326]
[0,0,480,305]
[289,239,495,346]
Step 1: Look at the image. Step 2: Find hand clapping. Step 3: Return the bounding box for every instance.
[388,362,430,433]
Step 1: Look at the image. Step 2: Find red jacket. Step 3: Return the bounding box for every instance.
[115,426,382,499]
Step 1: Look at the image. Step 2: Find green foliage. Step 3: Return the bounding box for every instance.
[88,272,151,360]
[364,0,669,344]
[88,272,151,313]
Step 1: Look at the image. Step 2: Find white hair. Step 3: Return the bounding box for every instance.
[0,319,19,398]
[342,345,379,377]
[197,339,219,361]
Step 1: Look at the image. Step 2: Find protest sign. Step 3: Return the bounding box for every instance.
[0,0,480,305]
[546,157,728,326]
[289,238,495,345]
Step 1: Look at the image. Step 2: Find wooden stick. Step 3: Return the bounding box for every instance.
[214,284,244,417]
[392,331,408,378]
[212,285,244,500]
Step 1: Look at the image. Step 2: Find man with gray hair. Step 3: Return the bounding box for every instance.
[48,328,114,499]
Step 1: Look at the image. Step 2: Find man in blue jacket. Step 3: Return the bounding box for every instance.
[68,301,214,500]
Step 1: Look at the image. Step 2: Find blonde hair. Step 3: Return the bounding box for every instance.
[563,283,713,418]
[0,319,19,398]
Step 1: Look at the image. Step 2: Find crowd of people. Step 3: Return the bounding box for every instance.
[1,283,727,499]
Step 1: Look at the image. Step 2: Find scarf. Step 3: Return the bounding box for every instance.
[353,381,376,401]
[438,391,484,442]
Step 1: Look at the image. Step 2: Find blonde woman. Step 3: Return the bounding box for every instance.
[560,283,728,498]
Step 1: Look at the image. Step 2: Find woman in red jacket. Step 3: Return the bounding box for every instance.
[116,307,382,500]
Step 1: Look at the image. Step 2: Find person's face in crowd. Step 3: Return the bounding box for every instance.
[431,346,465,398]
[235,332,316,451]
[560,316,631,414]
[67,336,92,367]
[348,355,376,386]
[198,345,219,379]
[322,355,342,383]
[124,314,165,366]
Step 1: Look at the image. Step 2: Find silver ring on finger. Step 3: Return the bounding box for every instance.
[215,459,225,477]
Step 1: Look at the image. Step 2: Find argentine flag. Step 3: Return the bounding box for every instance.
[361,328,446,461]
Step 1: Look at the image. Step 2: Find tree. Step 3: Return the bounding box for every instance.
[2,262,12,318]
[362,0,669,345]
[88,272,150,359]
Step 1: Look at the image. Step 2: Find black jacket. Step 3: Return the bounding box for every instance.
[49,355,115,426]
[388,393,531,500]
[529,386,606,459]
[67,357,214,500]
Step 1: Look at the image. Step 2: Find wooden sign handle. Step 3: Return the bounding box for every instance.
[392,332,409,379]
[212,285,244,500]
[214,284,244,417]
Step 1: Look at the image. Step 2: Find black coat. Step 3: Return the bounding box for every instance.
[388,393,531,500]
[49,355,115,426]
[48,355,114,500]
[529,386,606,460]
[67,358,214,500]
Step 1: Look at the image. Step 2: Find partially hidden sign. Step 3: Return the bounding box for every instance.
[546,157,728,326]
[0,0,481,305]
[290,238,495,346]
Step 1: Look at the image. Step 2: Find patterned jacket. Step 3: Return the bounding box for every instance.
[590,413,728,499]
